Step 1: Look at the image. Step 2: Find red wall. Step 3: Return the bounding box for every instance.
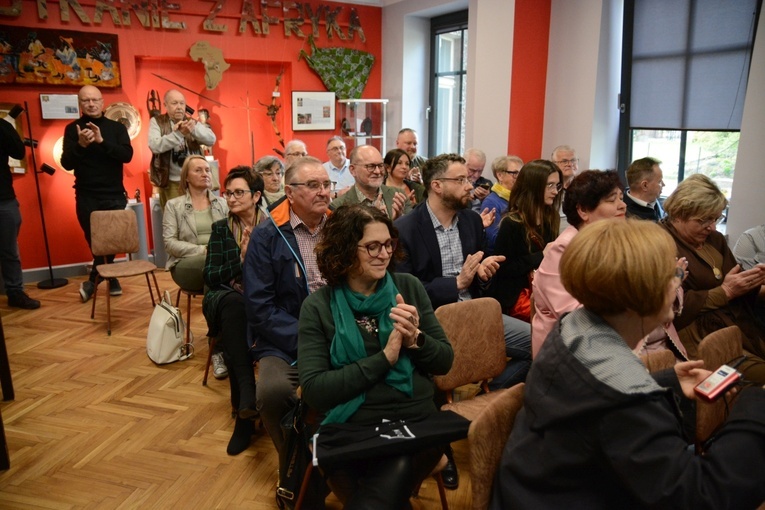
[2,0,382,271]
[508,0,550,162]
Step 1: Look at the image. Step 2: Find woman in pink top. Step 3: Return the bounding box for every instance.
[532,170,687,359]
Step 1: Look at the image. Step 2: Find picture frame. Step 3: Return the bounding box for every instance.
[292,91,335,131]
[0,103,26,171]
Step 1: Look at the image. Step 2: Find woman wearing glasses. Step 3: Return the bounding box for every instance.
[487,160,563,322]
[203,167,267,455]
[491,219,765,510]
[254,156,285,205]
[298,204,453,509]
[661,174,765,383]
[163,155,228,292]
[482,155,523,255]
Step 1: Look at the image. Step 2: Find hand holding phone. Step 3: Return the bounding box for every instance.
[694,365,742,402]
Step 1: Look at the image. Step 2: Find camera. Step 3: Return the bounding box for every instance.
[171,148,188,166]
[694,364,742,402]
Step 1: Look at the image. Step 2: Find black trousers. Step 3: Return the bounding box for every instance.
[75,194,127,281]
[214,292,256,409]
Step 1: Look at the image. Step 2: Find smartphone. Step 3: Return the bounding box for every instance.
[478,182,491,190]
[185,105,195,116]
[694,364,741,402]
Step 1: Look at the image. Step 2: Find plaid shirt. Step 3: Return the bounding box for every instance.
[426,202,471,301]
[290,209,327,294]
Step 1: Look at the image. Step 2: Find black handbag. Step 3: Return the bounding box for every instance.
[275,398,327,510]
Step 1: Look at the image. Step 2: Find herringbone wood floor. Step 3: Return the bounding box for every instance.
[0,272,474,509]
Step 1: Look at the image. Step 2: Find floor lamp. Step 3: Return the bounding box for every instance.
[20,101,68,290]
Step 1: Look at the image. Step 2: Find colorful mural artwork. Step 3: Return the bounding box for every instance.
[0,25,120,88]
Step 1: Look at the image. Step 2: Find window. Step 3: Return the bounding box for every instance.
[429,10,468,156]
[618,0,760,203]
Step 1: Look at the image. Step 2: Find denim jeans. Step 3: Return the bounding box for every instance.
[488,314,532,390]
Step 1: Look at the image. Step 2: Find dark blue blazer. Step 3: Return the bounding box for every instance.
[394,202,486,309]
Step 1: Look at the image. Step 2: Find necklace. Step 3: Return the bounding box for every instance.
[697,244,723,280]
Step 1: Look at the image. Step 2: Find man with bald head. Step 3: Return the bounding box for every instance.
[61,85,134,302]
[396,128,427,169]
[329,144,411,219]
[149,89,216,208]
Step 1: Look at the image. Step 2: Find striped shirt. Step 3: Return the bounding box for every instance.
[426,202,471,301]
[289,209,327,294]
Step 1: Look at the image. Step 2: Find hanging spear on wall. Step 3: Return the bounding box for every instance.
[259,68,285,158]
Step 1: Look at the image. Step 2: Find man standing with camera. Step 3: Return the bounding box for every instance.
[149,89,216,208]
[61,85,133,302]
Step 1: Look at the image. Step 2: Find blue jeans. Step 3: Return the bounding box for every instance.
[0,198,24,294]
[488,314,532,390]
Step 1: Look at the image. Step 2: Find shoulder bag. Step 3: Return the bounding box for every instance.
[147,290,194,364]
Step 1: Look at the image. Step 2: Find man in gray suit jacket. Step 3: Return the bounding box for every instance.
[329,145,411,219]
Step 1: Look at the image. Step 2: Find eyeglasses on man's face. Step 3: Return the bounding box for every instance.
[358,239,398,258]
[693,215,724,229]
[499,170,520,177]
[546,182,564,192]
[288,180,333,192]
[328,145,346,153]
[287,151,308,157]
[437,176,471,186]
[223,189,254,199]
[356,163,385,173]
[555,158,579,167]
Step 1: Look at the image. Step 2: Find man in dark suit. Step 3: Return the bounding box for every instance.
[394,153,532,489]
[624,157,666,221]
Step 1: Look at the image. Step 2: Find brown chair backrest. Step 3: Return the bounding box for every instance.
[467,382,525,510]
[696,325,744,450]
[433,298,506,392]
[90,210,139,257]
[639,349,676,374]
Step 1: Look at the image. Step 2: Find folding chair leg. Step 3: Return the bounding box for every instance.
[145,272,158,306]
[151,273,160,304]
[175,288,181,308]
[90,276,99,320]
[294,463,314,510]
[106,284,112,336]
[203,336,216,386]
[185,291,192,345]
[434,472,449,510]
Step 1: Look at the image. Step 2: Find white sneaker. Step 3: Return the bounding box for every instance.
[212,352,228,379]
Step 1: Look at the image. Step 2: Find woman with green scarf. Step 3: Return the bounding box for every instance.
[483,155,523,255]
[298,203,454,509]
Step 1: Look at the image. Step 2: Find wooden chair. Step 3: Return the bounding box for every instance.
[176,287,202,347]
[467,382,525,510]
[89,210,161,335]
[695,325,744,453]
[639,349,677,374]
[434,298,509,421]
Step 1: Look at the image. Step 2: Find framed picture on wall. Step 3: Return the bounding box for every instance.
[292,91,335,131]
[0,103,26,172]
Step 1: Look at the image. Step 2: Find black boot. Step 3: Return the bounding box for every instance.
[441,445,459,490]
[227,417,255,456]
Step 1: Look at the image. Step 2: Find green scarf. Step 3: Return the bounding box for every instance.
[491,183,511,202]
[324,272,414,425]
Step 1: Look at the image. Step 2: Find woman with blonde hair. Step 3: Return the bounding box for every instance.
[491,219,765,509]
[661,173,765,382]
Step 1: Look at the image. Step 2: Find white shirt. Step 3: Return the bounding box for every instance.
[323,159,355,189]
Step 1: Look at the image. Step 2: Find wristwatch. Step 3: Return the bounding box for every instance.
[408,329,425,349]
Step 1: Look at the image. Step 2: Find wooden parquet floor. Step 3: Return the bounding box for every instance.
[0,272,474,509]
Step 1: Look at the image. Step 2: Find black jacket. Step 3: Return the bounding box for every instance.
[491,308,765,510]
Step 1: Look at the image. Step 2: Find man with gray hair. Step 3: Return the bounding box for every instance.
[464,147,492,211]
[148,89,216,208]
[322,135,354,192]
[551,145,579,190]
[283,139,308,166]
[624,156,665,221]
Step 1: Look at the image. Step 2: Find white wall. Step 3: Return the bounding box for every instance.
[464,0,514,163]
[542,0,622,169]
[727,6,765,244]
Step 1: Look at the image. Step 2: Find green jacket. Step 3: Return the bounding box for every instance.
[298,272,453,425]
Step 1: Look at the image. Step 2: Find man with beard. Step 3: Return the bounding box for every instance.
[329,145,410,219]
[149,89,216,208]
[395,128,427,169]
[61,85,133,302]
[394,153,532,490]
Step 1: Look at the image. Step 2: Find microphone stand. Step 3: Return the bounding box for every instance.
[22,101,67,290]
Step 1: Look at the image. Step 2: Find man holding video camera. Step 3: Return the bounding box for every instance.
[149,89,216,208]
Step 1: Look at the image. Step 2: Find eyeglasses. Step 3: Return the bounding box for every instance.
[286,151,308,157]
[437,176,471,186]
[555,158,579,166]
[546,182,564,191]
[500,170,520,177]
[288,180,333,192]
[358,163,385,172]
[467,167,484,175]
[358,239,398,258]
[260,170,283,178]
[327,146,346,153]
[223,189,254,199]
[693,215,725,229]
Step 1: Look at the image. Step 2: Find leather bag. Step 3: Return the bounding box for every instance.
[147,291,193,364]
